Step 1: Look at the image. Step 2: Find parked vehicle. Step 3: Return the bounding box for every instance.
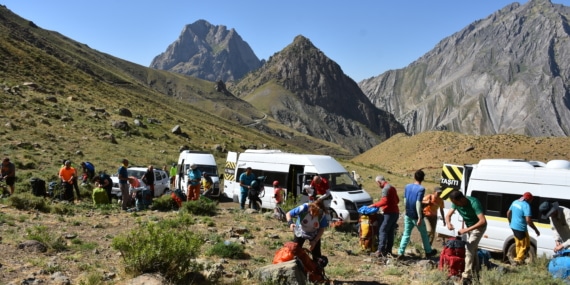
[174,150,221,198]
[223,149,373,223]
[436,159,570,262]
[111,167,169,198]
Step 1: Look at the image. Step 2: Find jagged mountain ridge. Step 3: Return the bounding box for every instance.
[359,0,570,137]
[232,35,406,154]
[150,20,262,82]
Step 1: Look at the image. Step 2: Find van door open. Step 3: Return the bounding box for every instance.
[224,152,239,203]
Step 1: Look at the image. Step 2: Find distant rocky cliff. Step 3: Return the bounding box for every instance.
[150,20,262,82]
[359,0,570,136]
[232,36,406,154]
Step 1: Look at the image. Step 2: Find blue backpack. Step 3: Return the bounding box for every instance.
[548,249,570,279]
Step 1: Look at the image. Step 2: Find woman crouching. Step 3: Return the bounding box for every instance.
[286,200,329,259]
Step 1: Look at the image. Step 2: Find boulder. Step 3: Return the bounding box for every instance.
[253,260,307,285]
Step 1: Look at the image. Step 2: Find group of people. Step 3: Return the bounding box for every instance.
[58,160,101,202]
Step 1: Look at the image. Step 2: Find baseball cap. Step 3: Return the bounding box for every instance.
[539,201,559,219]
[522,192,533,201]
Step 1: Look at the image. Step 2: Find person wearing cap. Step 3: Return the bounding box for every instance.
[238,167,256,210]
[273,180,284,205]
[422,186,446,246]
[169,163,177,188]
[369,175,400,258]
[507,192,540,265]
[539,201,570,253]
[445,190,487,282]
[187,163,202,201]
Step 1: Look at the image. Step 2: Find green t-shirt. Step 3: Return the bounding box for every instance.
[451,196,483,227]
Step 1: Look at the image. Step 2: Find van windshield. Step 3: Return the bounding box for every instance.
[184,165,218,176]
[325,172,359,192]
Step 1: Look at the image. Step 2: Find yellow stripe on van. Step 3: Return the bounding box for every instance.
[483,215,552,229]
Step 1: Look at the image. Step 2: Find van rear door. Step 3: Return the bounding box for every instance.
[437,163,466,237]
[224,152,239,202]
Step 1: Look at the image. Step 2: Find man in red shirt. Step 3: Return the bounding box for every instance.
[310,175,330,200]
[369,175,400,257]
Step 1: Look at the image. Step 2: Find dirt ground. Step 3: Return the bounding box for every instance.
[0,196,471,285]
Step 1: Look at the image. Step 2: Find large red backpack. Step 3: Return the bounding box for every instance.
[439,237,466,277]
[272,241,328,283]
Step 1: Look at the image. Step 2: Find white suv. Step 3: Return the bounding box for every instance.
[111,167,170,198]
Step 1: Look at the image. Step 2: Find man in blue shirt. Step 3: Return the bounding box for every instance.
[118,159,130,210]
[397,169,437,259]
[238,167,256,210]
[507,192,540,265]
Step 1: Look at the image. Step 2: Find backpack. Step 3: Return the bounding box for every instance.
[84,162,95,172]
[171,188,187,208]
[29,177,46,197]
[548,249,570,279]
[358,213,379,252]
[295,248,328,283]
[273,241,299,264]
[92,187,109,205]
[99,173,112,188]
[439,236,466,277]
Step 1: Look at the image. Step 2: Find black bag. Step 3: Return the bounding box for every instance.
[30,177,46,197]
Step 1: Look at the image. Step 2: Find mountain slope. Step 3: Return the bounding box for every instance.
[232,36,406,155]
[150,20,262,82]
[0,5,347,181]
[359,0,570,137]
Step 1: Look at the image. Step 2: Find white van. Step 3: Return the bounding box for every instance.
[223,149,373,223]
[436,159,570,262]
[174,150,221,198]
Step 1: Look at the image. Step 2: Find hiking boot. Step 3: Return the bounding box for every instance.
[396,254,405,260]
[372,251,383,258]
[426,249,438,258]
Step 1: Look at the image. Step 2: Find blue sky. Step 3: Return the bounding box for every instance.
[4,0,564,82]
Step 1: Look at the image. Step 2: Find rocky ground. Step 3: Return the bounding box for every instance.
[0,196,511,285]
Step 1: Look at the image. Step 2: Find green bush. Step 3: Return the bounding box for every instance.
[206,241,248,259]
[50,203,75,215]
[7,193,51,213]
[151,194,177,212]
[26,225,67,252]
[181,196,218,216]
[112,221,202,283]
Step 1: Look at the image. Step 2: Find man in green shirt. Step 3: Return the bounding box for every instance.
[444,190,487,283]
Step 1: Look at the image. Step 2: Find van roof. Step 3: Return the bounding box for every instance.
[238,150,347,174]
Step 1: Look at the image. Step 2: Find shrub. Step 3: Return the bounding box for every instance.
[151,194,177,212]
[7,193,51,212]
[112,221,202,283]
[26,225,67,252]
[50,203,75,215]
[181,196,217,216]
[206,241,248,259]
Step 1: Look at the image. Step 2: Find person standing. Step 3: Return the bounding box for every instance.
[445,190,487,283]
[539,201,570,253]
[422,186,446,245]
[506,192,540,265]
[1,157,16,195]
[238,167,256,210]
[118,159,130,210]
[369,175,400,257]
[187,163,202,201]
[141,165,155,196]
[397,170,437,259]
[286,200,329,259]
[273,180,285,206]
[169,163,177,188]
[58,160,76,202]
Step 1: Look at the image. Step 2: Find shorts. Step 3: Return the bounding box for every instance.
[5,176,15,186]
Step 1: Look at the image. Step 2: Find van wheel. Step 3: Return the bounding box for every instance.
[506,242,536,264]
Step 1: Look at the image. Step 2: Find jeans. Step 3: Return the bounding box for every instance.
[398,215,433,255]
[378,212,399,255]
[240,189,248,209]
[120,183,130,210]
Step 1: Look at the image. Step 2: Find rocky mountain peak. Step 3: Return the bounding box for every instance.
[150,20,261,82]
